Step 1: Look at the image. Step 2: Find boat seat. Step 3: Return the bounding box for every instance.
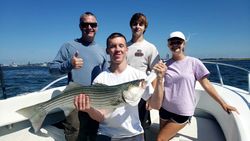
[147,109,226,141]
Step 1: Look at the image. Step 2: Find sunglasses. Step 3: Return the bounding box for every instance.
[169,40,183,45]
[80,22,97,28]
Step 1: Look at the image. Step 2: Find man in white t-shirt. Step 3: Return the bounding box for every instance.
[74,32,166,141]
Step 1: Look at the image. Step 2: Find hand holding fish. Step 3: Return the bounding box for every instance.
[72,51,83,69]
[74,93,105,122]
[153,60,167,80]
[74,93,91,112]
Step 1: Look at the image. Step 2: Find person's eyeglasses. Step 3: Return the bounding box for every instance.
[169,40,183,45]
[80,22,97,28]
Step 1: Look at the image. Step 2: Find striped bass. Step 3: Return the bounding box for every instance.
[16,79,146,133]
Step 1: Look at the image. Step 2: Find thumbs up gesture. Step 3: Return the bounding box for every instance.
[71,51,83,69]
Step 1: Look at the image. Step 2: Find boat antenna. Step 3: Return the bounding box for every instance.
[186,32,198,42]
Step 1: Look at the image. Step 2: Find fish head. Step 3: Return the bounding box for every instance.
[122,79,147,106]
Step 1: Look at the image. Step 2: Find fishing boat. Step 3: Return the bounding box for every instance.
[0,62,249,141]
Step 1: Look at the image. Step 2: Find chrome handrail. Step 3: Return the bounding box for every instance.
[203,61,250,93]
[40,75,67,91]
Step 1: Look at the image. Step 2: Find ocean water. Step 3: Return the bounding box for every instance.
[204,60,250,91]
[0,60,250,98]
[1,66,67,98]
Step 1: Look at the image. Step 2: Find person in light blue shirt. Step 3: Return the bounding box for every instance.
[49,40,108,84]
[49,12,109,141]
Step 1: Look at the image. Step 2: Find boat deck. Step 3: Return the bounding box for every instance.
[0,110,226,141]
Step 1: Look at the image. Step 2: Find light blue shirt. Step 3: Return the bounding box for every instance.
[49,39,109,85]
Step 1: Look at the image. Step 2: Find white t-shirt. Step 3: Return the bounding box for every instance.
[93,65,153,138]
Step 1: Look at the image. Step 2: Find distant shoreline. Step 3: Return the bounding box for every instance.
[1,58,250,67]
[200,58,250,61]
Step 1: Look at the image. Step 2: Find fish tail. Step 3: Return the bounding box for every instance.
[16,104,47,133]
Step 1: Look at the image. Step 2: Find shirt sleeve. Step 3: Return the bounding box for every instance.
[92,72,105,85]
[101,51,110,71]
[49,43,75,75]
[194,58,210,80]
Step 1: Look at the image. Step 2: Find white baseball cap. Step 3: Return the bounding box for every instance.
[168,31,186,41]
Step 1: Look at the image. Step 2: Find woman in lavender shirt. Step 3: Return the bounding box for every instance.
[157,31,239,141]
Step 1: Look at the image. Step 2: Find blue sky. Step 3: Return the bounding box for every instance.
[0,0,249,65]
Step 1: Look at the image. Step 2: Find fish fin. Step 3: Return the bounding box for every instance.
[16,104,47,133]
[64,82,107,93]
[92,83,108,86]
[62,82,82,93]
[16,106,36,118]
[29,111,47,133]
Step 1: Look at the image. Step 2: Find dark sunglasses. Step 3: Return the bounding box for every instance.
[169,40,183,45]
[80,22,97,28]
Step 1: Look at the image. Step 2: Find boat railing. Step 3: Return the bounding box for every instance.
[39,61,250,94]
[40,75,68,92]
[203,61,250,94]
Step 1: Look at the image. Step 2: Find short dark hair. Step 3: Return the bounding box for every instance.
[106,32,127,54]
[129,13,148,30]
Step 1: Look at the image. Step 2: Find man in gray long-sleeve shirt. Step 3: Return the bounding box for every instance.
[49,12,109,141]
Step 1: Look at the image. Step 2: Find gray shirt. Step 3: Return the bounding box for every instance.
[127,39,160,73]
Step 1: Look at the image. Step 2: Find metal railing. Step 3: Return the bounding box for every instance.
[203,61,250,93]
[40,61,250,94]
[40,75,67,91]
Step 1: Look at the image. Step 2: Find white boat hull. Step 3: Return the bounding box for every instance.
[0,86,67,141]
[0,83,249,141]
